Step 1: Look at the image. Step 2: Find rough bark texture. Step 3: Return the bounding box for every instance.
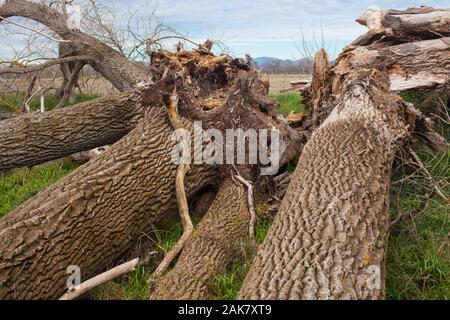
[149,72,302,300]
[1,1,447,301]
[151,178,249,300]
[0,91,143,171]
[0,106,215,300]
[340,37,450,92]
[357,7,450,40]
[345,7,450,94]
[0,0,151,90]
[0,112,16,121]
[238,71,410,300]
[237,10,448,299]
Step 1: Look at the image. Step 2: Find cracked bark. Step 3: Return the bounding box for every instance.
[356,7,450,40]
[340,37,450,93]
[150,177,249,300]
[238,70,410,300]
[0,91,144,171]
[0,106,216,300]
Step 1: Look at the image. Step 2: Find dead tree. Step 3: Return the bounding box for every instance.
[0,91,143,170]
[0,1,448,300]
[238,8,449,300]
[0,0,303,299]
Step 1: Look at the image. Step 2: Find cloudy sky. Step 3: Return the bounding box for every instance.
[138,0,449,59]
[1,0,449,60]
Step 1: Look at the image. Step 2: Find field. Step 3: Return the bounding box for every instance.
[263,74,310,93]
[1,74,304,97]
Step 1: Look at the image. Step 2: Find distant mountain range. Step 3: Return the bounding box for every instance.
[253,57,302,68]
[253,57,313,73]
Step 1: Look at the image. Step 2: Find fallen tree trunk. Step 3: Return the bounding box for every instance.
[149,71,303,300]
[151,177,249,299]
[0,91,144,171]
[356,7,450,40]
[0,105,215,300]
[340,37,450,92]
[335,6,450,95]
[238,68,411,300]
[0,112,16,121]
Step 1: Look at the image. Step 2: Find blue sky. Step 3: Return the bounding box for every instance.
[1,0,449,60]
[124,0,450,59]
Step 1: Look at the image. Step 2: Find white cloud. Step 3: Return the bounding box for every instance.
[1,0,449,59]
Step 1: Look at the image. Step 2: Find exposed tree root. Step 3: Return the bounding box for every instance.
[238,9,449,297]
[1,0,447,301]
[154,90,194,277]
[234,174,257,245]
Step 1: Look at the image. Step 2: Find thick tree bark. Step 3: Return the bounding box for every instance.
[347,7,450,94]
[0,0,151,90]
[0,106,215,300]
[151,177,249,300]
[149,72,303,300]
[1,1,446,301]
[0,112,16,121]
[238,70,410,300]
[340,37,450,92]
[356,7,450,40]
[0,91,143,171]
[238,13,449,299]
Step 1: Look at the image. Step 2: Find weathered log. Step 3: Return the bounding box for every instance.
[151,177,249,299]
[238,68,411,300]
[357,7,450,40]
[0,66,301,300]
[149,71,304,299]
[339,37,450,93]
[0,91,143,171]
[0,112,16,121]
[0,105,216,300]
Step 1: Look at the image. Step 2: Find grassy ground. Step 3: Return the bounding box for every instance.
[0,92,100,113]
[386,148,449,299]
[0,159,78,217]
[270,92,305,116]
[0,92,448,299]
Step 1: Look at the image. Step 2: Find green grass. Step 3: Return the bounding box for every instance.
[0,159,78,217]
[210,92,449,300]
[0,92,100,217]
[386,147,450,300]
[271,92,305,116]
[94,220,203,300]
[152,222,185,255]
[94,265,151,300]
[69,93,101,106]
[214,259,248,300]
[212,219,272,300]
[0,92,101,113]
